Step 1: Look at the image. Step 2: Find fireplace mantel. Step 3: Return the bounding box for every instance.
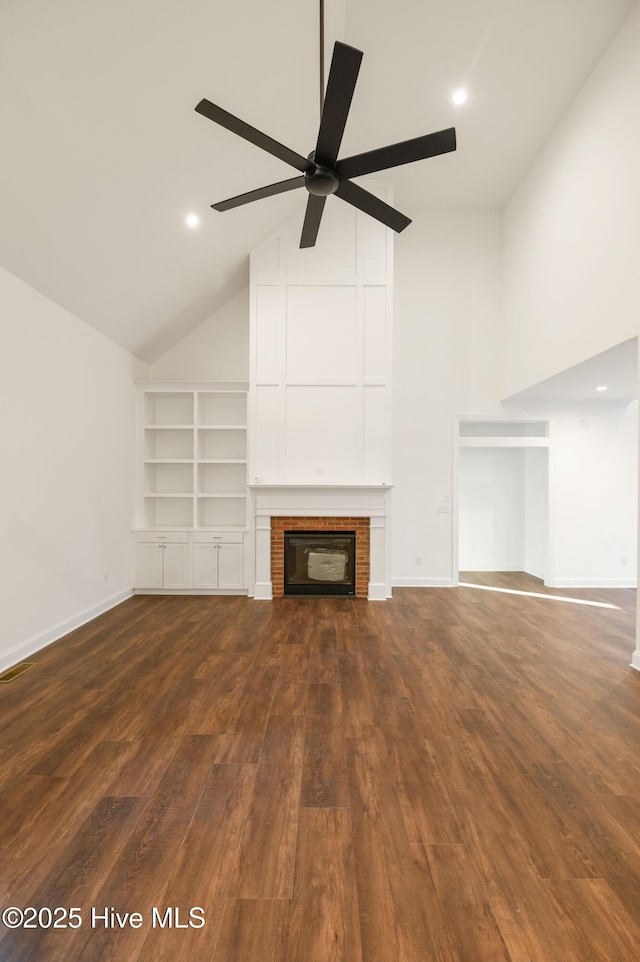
[249,484,392,601]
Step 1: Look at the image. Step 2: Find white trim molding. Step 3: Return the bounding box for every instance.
[253,514,274,600]
[392,577,457,588]
[0,588,133,675]
[553,577,637,589]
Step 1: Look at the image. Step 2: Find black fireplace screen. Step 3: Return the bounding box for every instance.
[284,531,356,596]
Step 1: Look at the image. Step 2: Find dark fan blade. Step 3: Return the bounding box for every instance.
[336,128,457,180]
[314,42,363,168]
[195,99,312,173]
[212,176,306,212]
[335,180,411,233]
[300,194,327,248]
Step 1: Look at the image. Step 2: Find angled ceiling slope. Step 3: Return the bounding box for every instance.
[0,0,635,360]
[503,338,638,406]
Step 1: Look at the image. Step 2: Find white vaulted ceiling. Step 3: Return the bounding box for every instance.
[0,0,636,360]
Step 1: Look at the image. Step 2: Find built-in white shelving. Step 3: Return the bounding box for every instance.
[134,382,249,595]
[137,382,248,531]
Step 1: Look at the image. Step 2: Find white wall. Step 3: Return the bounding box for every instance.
[500,402,637,587]
[524,447,548,580]
[635,349,640,670]
[456,403,636,587]
[502,4,640,397]
[0,268,137,671]
[392,210,503,585]
[142,287,249,382]
[458,445,549,578]
[548,403,637,587]
[458,447,525,571]
[500,5,640,658]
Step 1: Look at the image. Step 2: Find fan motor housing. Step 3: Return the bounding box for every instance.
[305,165,340,196]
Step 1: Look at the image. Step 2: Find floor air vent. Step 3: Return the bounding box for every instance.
[0,663,35,684]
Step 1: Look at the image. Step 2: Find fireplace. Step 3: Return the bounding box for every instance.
[284,531,356,596]
[250,486,391,601]
[269,516,370,598]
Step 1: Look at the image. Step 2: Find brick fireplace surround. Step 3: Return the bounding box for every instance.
[271,516,370,598]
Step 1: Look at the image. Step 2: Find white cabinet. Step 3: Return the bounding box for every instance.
[135,531,245,594]
[137,542,163,589]
[136,534,190,590]
[191,533,244,590]
[162,543,191,589]
[218,543,244,590]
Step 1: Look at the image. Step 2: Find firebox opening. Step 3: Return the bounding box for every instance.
[284,530,356,596]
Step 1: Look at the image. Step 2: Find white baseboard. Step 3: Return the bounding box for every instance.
[135,589,247,596]
[392,577,456,588]
[553,577,637,589]
[1,588,134,675]
[253,581,273,600]
[631,650,640,672]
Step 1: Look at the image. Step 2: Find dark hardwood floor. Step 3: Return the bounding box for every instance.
[1,577,639,961]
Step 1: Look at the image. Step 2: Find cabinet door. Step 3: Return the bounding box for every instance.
[191,542,219,589]
[162,542,190,589]
[137,543,163,589]
[218,543,244,590]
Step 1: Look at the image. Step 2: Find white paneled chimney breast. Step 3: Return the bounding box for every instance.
[248,188,394,598]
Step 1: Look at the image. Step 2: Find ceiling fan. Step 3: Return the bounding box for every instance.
[195,40,456,248]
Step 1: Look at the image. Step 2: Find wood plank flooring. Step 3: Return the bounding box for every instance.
[1,575,639,961]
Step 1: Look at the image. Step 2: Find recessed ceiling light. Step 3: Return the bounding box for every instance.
[452,87,468,107]
[596,385,608,391]
[185,213,200,228]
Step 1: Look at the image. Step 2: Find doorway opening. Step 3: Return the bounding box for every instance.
[455,419,549,586]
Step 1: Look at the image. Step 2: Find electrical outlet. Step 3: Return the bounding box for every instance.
[621,556,629,566]
[103,571,110,582]
[416,555,423,565]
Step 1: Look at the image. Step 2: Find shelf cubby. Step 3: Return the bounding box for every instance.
[198,462,246,495]
[144,462,194,495]
[144,428,194,460]
[198,427,247,461]
[198,392,247,427]
[197,496,247,528]
[144,392,194,426]
[144,496,194,528]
